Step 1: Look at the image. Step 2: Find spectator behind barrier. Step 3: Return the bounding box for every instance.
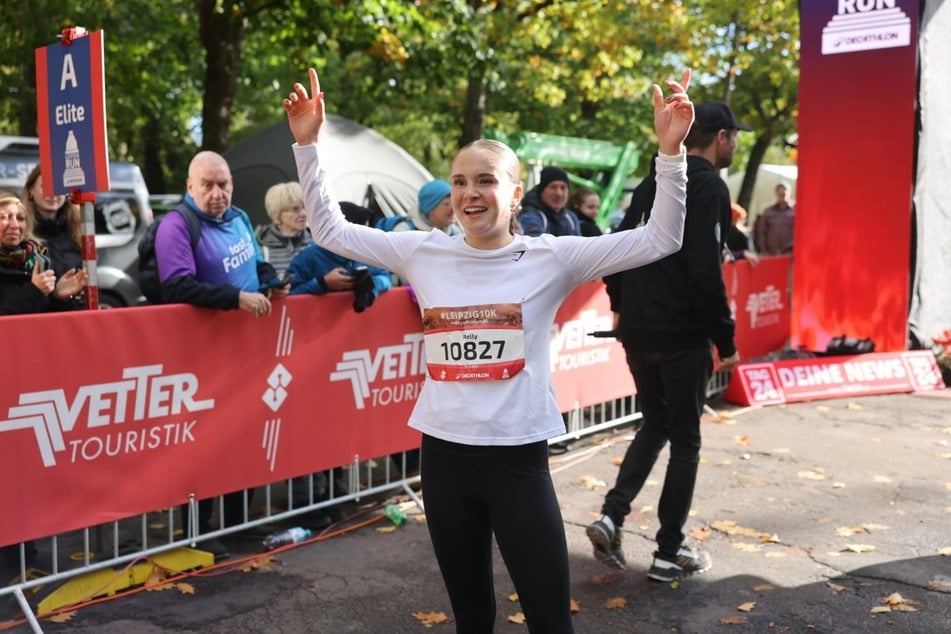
[255,181,313,274]
[21,166,85,311]
[0,189,87,570]
[568,186,603,237]
[157,150,290,562]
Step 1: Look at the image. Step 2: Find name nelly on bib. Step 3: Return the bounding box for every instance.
[421,303,526,381]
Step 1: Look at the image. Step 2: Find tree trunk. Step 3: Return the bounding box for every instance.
[198,0,245,153]
[19,57,37,136]
[461,69,486,147]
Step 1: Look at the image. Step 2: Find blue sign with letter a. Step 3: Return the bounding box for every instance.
[34,29,109,196]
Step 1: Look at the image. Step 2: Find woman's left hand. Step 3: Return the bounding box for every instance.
[652,69,693,155]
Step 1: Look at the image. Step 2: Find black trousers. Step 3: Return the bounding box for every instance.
[601,345,712,557]
[421,434,573,634]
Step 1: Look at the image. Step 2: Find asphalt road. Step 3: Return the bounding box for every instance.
[8,391,951,633]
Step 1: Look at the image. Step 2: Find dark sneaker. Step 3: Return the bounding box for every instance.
[647,545,711,582]
[586,517,626,570]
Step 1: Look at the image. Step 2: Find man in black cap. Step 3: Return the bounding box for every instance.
[517,165,581,236]
[586,101,747,581]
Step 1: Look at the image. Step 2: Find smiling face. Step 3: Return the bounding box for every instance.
[27,174,66,219]
[450,140,522,250]
[0,199,26,248]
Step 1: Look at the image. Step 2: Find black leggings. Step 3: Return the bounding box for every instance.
[421,434,573,634]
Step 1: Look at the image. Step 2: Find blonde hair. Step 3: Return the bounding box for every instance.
[264,181,304,223]
[22,165,81,246]
[455,139,523,232]
[0,188,37,243]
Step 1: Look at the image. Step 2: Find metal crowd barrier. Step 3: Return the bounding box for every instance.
[2,372,734,632]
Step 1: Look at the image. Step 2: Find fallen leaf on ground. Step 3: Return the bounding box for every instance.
[732,542,762,553]
[737,602,756,612]
[882,592,921,612]
[376,526,397,534]
[798,469,826,480]
[842,543,876,553]
[938,547,951,556]
[753,584,775,592]
[833,482,846,488]
[146,582,175,592]
[413,514,428,523]
[772,447,791,454]
[146,566,169,585]
[721,615,748,624]
[240,556,276,573]
[507,612,526,623]
[733,435,751,446]
[764,551,787,558]
[508,593,519,602]
[937,452,951,460]
[690,526,712,541]
[715,460,732,466]
[816,405,830,412]
[826,582,846,593]
[846,402,863,410]
[873,475,892,483]
[761,534,782,544]
[45,611,77,624]
[712,520,771,539]
[870,606,891,614]
[862,523,890,531]
[176,582,195,595]
[612,457,623,465]
[580,475,606,490]
[836,526,867,537]
[413,611,449,625]
[570,598,580,613]
[605,597,627,609]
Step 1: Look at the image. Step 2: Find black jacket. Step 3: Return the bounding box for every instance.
[605,155,736,357]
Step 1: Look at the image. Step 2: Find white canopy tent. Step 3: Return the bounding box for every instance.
[224,114,433,227]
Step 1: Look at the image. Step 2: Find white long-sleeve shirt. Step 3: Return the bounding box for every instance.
[294,143,686,445]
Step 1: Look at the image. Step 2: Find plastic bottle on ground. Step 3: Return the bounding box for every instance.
[383,504,407,526]
[262,526,312,550]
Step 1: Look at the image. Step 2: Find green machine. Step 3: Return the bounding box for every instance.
[485,129,639,229]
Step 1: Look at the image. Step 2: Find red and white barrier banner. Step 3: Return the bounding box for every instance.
[0,283,633,546]
[724,256,790,361]
[724,350,944,406]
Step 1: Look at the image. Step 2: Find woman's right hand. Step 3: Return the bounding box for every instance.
[283,68,324,146]
[31,259,55,296]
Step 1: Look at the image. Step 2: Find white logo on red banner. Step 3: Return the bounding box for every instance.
[0,365,214,467]
[330,333,427,409]
[549,309,614,373]
[822,1,911,55]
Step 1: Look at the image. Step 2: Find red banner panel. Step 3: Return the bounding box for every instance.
[724,256,791,361]
[724,350,944,406]
[795,0,919,352]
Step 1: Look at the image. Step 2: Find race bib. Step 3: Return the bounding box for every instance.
[422,303,526,381]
